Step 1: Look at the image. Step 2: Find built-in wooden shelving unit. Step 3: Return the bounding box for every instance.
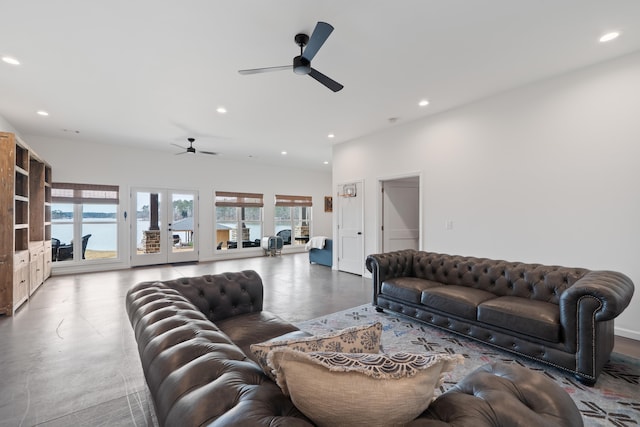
[0,132,53,316]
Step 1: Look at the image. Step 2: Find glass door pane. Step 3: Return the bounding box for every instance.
[168,191,198,263]
[131,189,165,266]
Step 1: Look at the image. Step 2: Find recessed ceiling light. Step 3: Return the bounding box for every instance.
[327,133,335,139]
[599,32,620,43]
[419,99,429,107]
[281,151,287,155]
[2,56,20,65]
[37,110,49,116]
[216,107,227,114]
[323,161,329,165]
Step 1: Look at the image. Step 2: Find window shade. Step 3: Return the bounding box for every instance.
[52,183,119,204]
[215,191,264,207]
[275,194,312,207]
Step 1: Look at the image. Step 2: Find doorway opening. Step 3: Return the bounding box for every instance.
[379,175,420,252]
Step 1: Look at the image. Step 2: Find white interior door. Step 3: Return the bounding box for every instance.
[382,177,420,252]
[131,188,198,266]
[337,181,364,275]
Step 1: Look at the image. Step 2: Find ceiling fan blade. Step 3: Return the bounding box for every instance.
[308,68,343,92]
[302,21,334,62]
[171,143,187,149]
[175,151,187,155]
[199,150,218,155]
[238,65,290,75]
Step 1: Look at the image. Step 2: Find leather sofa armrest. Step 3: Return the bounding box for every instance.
[560,270,634,324]
[366,250,416,304]
[560,270,634,360]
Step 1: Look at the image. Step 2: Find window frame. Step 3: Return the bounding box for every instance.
[51,183,120,263]
[274,194,312,246]
[215,191,264,250]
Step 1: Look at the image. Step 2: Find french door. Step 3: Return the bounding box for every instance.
[130,188,198,266]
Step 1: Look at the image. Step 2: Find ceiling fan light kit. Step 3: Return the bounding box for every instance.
[171,137,218,156]
[239,21,343,92]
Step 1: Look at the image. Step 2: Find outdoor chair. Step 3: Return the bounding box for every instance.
[51,238,60,262]
[55,234,92,261]
[277,229,292,245]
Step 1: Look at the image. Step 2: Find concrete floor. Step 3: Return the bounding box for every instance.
[0,254,370,426]
[0,253,637,426]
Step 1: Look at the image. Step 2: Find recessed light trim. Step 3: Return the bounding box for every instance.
[599,32,620,43]
[37,110,49,116]
[2,56,20,65]
[323,161,329,165]
[419,99,429,107]
[281,151,287,155]
[327,133,335,139]
[216,107,227,114]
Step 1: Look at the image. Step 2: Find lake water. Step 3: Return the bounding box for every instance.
[52,221,291,250]
[52,223,118,251]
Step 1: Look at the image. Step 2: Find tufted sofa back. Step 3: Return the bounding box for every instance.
[155,270,264,322]
[412,252,589,304]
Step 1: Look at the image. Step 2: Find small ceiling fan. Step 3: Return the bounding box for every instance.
[171,138,218,155]
[238,21,343,92]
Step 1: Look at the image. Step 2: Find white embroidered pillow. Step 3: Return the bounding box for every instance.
[267,349,463,427]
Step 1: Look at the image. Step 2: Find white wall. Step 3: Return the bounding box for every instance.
[0,115,18,134]
[333,51,640,339]
[17,134,332,269]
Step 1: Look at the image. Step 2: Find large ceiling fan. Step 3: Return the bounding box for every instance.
[171,138,217,155]
[238,21,343,92]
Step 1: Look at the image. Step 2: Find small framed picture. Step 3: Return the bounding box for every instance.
[324,196,333,213]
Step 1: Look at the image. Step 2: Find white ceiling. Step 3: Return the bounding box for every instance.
[1,1,639,171]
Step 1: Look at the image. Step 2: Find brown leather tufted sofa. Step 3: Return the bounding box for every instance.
[366,250,635,385]
[127,269,584,426]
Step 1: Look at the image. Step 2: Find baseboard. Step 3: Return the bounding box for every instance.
[615,327,640,341]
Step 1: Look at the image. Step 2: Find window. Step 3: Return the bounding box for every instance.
[215,191,263,250]
[51,183,119,262]
[274,194,312,246]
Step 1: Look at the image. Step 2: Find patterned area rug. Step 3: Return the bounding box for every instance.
[296,304,640,427]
